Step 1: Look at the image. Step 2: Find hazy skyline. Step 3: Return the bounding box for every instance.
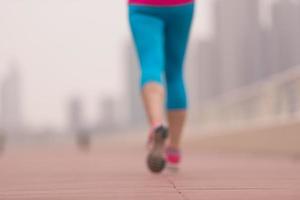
[0,0,215,131]
[0,0,276,131]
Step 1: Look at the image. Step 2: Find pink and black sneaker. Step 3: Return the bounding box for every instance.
[146,125,168,173]
[166,147,181,169]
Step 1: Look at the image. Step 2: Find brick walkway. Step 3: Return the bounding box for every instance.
[0,137,300,200]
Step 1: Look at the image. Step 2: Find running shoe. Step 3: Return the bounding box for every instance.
[147,125,168,173]
[166,147,181,169]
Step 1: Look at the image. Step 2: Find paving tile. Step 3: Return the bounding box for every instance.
[0,138,299,200]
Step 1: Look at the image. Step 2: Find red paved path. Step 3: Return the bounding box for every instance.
[0,138,299,200]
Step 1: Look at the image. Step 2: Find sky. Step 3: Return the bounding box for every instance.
[0,0,273,131]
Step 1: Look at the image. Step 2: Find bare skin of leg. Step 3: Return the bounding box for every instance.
[167,110,187,150]
[142,82,186,150]
[142,82,165,127]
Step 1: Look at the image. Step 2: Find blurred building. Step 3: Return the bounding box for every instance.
[271,0,300,72]
[97,97,117,132]
[260,27,279,77]
[214,0,262,93]
[186,42,202,109]
[67,96,85,134]
[0,61,23,134]
[125,42,146,127]
[196,40,220,101]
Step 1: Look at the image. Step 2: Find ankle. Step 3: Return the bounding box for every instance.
[167,144,180,151]
[149,122,165,133]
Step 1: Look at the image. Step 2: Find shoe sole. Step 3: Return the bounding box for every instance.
[147,127,168,173]
[167,163,179,173]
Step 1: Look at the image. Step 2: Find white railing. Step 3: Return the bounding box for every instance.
[198,65,300,129]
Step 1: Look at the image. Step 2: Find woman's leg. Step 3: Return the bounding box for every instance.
[129,6,168,173]
[165,4,194,150]
[142,83,165,127]
[167,111,186,149]
[129,8,165,128]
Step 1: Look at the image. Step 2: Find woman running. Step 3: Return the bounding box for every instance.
[128,0,194,173]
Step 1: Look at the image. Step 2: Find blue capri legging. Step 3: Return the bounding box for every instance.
[129,3,194,110]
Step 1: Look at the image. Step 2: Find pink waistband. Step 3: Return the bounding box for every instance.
[129,0,194,6]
